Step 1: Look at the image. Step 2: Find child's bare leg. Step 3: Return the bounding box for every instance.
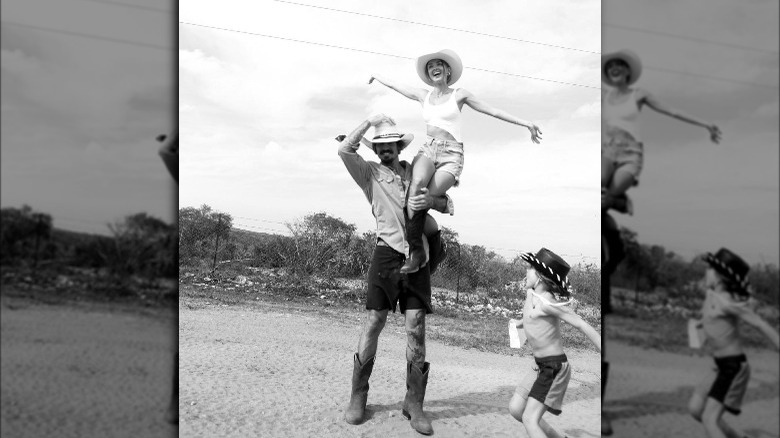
[521,398,563,438]
[423,215,438,236]
[701,398,728,438]
[601,156,614,189]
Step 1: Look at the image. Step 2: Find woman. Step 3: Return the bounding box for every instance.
[601,49,722,213]
[370,49,543,273]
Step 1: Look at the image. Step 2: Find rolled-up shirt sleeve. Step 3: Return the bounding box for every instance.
[339,143,373,189]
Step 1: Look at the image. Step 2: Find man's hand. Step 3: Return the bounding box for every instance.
[408,187,435,212]
[367,113,395,127]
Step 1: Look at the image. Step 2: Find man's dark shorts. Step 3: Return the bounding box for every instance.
[366,245,432,314]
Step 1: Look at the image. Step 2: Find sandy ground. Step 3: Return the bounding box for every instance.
[179,300,602,437]
[0,294,177,438]
[604,338,780,437]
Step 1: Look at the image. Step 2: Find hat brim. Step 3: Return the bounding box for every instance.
[520,253,571,293]
[417,50,463,87]
[703,253,751,295]
[602,50,642,86]
[361,133,414,151]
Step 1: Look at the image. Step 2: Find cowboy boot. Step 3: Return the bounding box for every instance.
[427,229,446,276]
[602,361,613,435]
[400,209,429,274]
[402,362,433,435]
[345,353,375,425]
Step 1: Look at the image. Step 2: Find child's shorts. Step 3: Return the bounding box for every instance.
[515,354,571,415]
[415,136,464,186]
[694,354,750,415]
[602,129,643,185]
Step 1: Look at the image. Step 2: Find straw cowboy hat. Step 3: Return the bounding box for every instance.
[359,119,414,151]
[521,248,572,294]
[704,248,751,296]
[602,49,643,86]
[416,49,463,86]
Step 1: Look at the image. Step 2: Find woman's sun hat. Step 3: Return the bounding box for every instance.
[416,49,463,86]
[602,49,643,86]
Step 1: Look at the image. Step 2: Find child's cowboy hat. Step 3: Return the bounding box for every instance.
[416,49,463,86]
[704,248,751,296]
[361,119,414,151]
[602,49,642,86]
[521,248,572,294]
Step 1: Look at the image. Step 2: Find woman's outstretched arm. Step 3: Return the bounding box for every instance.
[461,89,543,143]
[368,74,428,103]
[640,89,722,143]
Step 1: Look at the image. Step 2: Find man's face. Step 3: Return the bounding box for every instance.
[374,141,400,165]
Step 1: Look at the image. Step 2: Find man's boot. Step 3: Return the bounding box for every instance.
[345,353,375,425]
[402,362,433,435]
[400,210,429,274]
[427,229,446,276]
[602,361,613,435]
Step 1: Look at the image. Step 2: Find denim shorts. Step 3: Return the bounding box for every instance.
[415,136,465,186]
[602,129,643,183]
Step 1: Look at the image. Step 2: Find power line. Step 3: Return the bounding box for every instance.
[74,0,172,14]
[179,21,600,90]
[603,22,779,55]
[270,0,600,55]
[1,20,172,51]
[643,65,778,90]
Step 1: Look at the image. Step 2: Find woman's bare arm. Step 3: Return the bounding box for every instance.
[461,90,543,143]
[368,74,428,102]
[639,89,722,143]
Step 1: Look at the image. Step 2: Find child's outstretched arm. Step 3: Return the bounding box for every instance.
[543,302,601,352]
[640,89,721,143]
[368,74,428,103]
[461,90,542,144]
[729,300,780,351]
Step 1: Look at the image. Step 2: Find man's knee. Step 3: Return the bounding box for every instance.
[405,310,424,330]
[366,310,387,333]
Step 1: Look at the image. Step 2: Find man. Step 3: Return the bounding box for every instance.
[157,133,178,425]
[339,114,450,435]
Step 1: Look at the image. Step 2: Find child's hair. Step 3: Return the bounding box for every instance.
[537,274,570,301]
[714,271,750,301]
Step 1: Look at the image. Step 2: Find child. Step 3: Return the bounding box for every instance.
[508,248,602,438]
[687,248,779,438]
[369,49,542,274]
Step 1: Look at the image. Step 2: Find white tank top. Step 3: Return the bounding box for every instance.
[603,88,641,142]
[422,89,463,142]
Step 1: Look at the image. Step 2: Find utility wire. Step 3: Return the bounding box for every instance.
[74,0,172,14]
[1,20,171,51]
[270,0,600,55]
[603,22,779,55]
[179,21,600,89]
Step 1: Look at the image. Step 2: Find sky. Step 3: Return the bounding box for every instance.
[603,0,779,265]
[179,0,602,265]
[1,0,176,235]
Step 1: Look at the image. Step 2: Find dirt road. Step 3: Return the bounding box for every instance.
[179,300,601,437]
[1,295,177,438]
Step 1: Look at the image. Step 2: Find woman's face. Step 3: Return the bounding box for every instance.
[426,59,450,83]
[605,59,630,85]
